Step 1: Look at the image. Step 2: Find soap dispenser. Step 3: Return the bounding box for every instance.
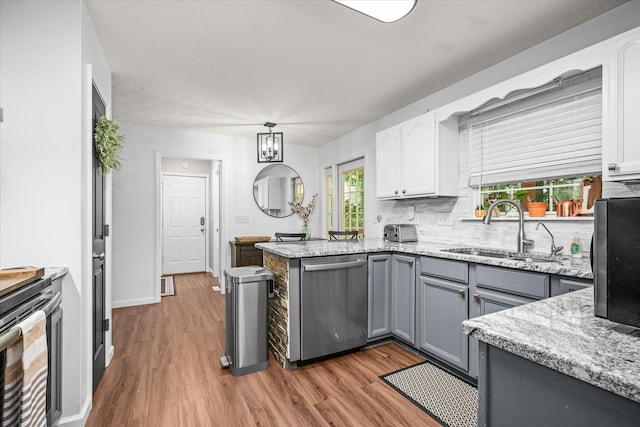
[570,235,583,258]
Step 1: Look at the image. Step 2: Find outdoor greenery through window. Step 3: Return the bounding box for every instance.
[342,167,365,236]
[477,175,600,215]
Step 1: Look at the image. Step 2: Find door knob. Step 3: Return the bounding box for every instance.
[92,252,105,260]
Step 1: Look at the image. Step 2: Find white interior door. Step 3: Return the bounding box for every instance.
[162,175,206,274]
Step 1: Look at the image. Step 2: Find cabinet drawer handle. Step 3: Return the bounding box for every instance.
[473,293,480,302]
[458,289,465,297]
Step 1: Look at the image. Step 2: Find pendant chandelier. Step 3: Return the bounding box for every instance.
[257,122,283,163]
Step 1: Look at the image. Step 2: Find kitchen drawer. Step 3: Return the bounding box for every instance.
[420,257,468,283]
[475,265,549,300]
[550,276,593,296]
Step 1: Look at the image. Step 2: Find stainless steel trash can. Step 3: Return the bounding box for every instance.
[220,266,273,376]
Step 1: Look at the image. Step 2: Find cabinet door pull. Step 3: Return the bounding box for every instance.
[408,260,414,267]
[473,293,480,301]
[608,163,618,171]
[394,190,399,195]
[458,289,465,297]
[402,189,407,194]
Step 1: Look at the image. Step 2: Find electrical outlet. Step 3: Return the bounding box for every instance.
[436,212,453,226]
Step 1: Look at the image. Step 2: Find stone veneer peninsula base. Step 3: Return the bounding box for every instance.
[263,251,295,368]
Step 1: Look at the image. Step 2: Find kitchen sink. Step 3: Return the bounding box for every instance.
[441,247,559,263]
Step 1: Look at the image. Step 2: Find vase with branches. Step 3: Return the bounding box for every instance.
[289,194,318,239]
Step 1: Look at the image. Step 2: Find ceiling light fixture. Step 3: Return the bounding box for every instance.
[333,0,416,23]
[257,122,283,163]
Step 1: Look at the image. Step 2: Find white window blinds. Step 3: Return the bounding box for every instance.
[468,67,602,187]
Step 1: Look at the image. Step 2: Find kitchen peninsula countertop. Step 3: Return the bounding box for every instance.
[462,287,640,404]
[255,238,593,279]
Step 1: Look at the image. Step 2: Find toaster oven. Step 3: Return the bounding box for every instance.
[383,224,417,242]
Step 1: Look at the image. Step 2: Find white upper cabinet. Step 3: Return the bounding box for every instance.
[375,124,402,198]
[603,26,640,181]
[376,112,458,199]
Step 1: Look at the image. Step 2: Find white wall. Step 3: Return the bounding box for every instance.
[319,1,640,248]
[0,0,110,424]
[112,122,320,307]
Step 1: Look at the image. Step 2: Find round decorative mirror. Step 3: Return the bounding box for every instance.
[253,164,304,217]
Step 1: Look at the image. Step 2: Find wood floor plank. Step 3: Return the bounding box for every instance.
[86,272,441,426]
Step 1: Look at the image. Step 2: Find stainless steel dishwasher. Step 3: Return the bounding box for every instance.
[300,254,368,360]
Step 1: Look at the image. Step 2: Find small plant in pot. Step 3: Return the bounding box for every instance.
[526,189,548,217]
[475,202,489,218]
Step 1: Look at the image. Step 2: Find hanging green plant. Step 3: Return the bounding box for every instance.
[94,116,125,174]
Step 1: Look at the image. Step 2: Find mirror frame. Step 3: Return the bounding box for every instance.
[253,164,304,218]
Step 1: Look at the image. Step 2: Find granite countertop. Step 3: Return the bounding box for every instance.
[255,238,593,279]
[462,287,640,403]
[45,266,69,281]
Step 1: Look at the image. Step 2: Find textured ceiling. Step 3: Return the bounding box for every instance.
[85,0,625,146]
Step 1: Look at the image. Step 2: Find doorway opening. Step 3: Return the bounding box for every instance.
[157,156,222,301]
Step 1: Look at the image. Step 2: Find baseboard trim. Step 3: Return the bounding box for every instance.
[112,297,157,308]
[56,395,91,427]
[106,344,115,367]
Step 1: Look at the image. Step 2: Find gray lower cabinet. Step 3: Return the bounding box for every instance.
[478,342,640,427]
[367,252,593,380]
[473,288,535,316]
[367,254,392,339]
[550,275,593,296]
[469,265,548,379]
[417,274,469,371]
[390,254,416,345]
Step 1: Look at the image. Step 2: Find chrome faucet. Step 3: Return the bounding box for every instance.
[535,223,563,256]
[483,200,533,254]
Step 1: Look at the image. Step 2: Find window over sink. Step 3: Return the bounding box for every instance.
[463,67,603,218]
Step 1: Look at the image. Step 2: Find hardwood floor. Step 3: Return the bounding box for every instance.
[87,272,440,426]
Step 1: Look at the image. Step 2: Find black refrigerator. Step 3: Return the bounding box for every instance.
[593,197,640,328]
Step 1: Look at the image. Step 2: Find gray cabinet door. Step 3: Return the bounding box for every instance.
[368,254,392,339]
[474,288,535,316]
[418,275,469,371]
[469,285,536,378]
[391,254,416,345]
[550,276,593,296]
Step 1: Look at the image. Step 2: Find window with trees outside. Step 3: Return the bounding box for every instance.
[342,167,365,236]
[478,175,600,216]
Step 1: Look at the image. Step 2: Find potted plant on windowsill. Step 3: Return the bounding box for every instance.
[474,203,488,218]
[526,190,548,217]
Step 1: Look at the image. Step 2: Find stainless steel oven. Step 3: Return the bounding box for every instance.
[0,276,62,426]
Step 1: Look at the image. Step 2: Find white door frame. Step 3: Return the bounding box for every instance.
[155,152,224,303]
[161,173,209,275]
